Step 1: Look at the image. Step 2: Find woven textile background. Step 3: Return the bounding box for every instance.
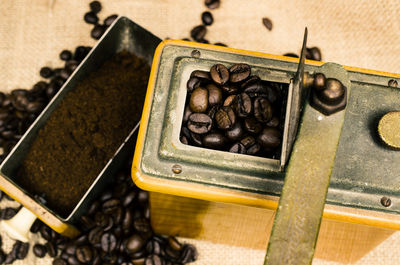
[1,0,400,264]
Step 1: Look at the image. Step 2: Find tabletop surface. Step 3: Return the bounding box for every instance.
[1,0,400,264]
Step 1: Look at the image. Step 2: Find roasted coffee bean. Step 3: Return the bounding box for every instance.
[100,190,113,202]
[91,24,106,40]
[180,135,189,145]
[87,200,100,216]
[186,77,201,93]
[306,47,322,61]
[40,225,53,240]
[88,227,103,245]
[101,232,117,252]
[223,94,236,106]
[264,83,281,104]
[207,105,219,120]
[26,101,44,113]
[241,76,261,90]
[33,244,47,258]
[262,17,273,31]
[221,84,238,95]
[1,207,18,220]
[102,198,121,213]
[210,64,229,85]
[76,245,93,263]
[16,242,29,259]
[190,70,211,81]
[233,93,252,117]
[201,11,213,26]
[84,11,99,24]
[190,131,203,146]
[89,0,102,13]
[68,255,82,265]
[179,244,198,263]
[104,14,118,26]
[132,257,146,265]
[46,241,58,257]
[53,258,68,265]
[283,53,299,58]
[183,106,193,125]
[74,234,89,246]
[257,127,281,149]
[254,97,273,122]
[205,0,220,9]
[122,191,137,207]
[229,142,246,154]
[215,106,236,130]
[138,190,149,204]
[40,67,54,78]
[187,113,212,134]
[225,121,244,141]
[206,84,223,106]
[65,60,79,72]
[146,239,162,255]
[145,254,164,265]
[59,50,72,61]
[229,63,251,83]
[240,136,256,148]
[244,117,262,134]
[189,87,208,113]
[4,252,16,264]
[125,234,145,255]
[247,142,261,155]
[190,25,207,42]
[266,116,280,128]
[203,132,226,149]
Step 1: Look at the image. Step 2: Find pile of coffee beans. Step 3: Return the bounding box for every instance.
[0,1,197,264]
[28,165,197,265]
[181,63,287,159]
[83,1,118,40]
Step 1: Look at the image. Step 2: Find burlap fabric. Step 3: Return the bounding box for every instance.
[1,0,400,264]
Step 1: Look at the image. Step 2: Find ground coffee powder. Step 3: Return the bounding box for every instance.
[16,51,150,217]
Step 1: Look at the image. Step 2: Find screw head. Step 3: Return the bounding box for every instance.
[171,164,182,174]
[381,196,392,207]
[191,50,201,58]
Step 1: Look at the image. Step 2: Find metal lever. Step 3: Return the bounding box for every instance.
[264,28,348,265]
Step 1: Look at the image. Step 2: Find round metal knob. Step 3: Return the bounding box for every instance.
[378,112,400,149]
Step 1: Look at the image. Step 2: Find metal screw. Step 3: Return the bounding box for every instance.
[388,79,398,87]
[191,50,201,58]
[171,164,182,174]
[380,196,392,207]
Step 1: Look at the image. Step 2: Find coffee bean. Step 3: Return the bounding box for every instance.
[243,81,268,97]
[46,241,58,257]
[221,84,238,95]
[215,106,236,130]
[233,93,252,118]
[190,70,211,81]
[262,17,273,31]
[76,245,93,263]
[266,116,280,128]
[283,53,299,58]
[187,113,212,134]
[1,207,18,220]
[225,121,244,141]
[254,97,273,122]
[40,67,54,78]
[91,24,106,40]
[84,11,99,24]
[190,25,207,42]
[16,242,29,259]
[67,255,82,265]
[244,117,262,134]
[132,257,146,265]
[104,14,118,26]
[122,191,137,207]
[102,198,121,214]
[229,142,246,154]
[223,94,236,107]
[189,87,209,113]
[33,244,47,258]
[306,47,322,61]
[89,1,102,13]
[257,127,281,149]
[186,77,201,93]
[59,50,72,61]
[145,254,164,265]
[168,236,182,251]
[229,64,251,83]
[179,244,198,263]
[0,250,5,264]
[125,234,145,255]
[206,84,223,106]
[205,0,220,9]
[101,232,117,252]
[190,131,203,146]
[53,258,68,265]
[210,64,229,85]
[201,11,213,26]
[203,132,227,149]
[100,190,113,202]
[65,60,79,72]
[40,225,53,241]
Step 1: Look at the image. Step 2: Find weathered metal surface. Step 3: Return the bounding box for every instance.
[265,62,351,265]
